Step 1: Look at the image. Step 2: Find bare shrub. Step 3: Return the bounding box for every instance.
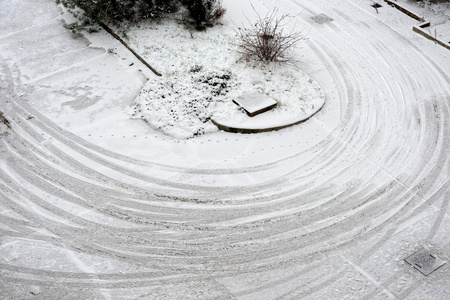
[237,8,305,63]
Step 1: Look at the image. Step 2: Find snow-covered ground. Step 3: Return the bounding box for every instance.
[1,0,450,299]
[125,13,325,138]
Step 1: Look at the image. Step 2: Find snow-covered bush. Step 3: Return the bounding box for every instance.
[237,8,305,63]
[131,67,235,139]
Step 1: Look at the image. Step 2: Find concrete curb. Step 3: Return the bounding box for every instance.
[384,0,425,22]
[100,22,162,76]
[211,107,323,134]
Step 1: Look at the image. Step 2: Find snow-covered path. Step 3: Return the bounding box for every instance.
[1,0,450,299]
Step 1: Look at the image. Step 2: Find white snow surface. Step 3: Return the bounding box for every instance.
[1,0,450,299]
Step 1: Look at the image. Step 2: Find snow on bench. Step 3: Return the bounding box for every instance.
[232,92,277,117]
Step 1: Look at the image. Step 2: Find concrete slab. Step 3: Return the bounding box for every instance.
[232,92,277,117]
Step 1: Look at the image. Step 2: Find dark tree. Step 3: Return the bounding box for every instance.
[183,0,226,30]
[57,0,180,32]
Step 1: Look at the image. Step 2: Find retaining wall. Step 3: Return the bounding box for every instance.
[384,0,425,21]
[413,22,450,51]
[383,0,449,51]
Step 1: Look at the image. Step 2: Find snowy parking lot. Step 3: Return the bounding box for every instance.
[1,0,450,299]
